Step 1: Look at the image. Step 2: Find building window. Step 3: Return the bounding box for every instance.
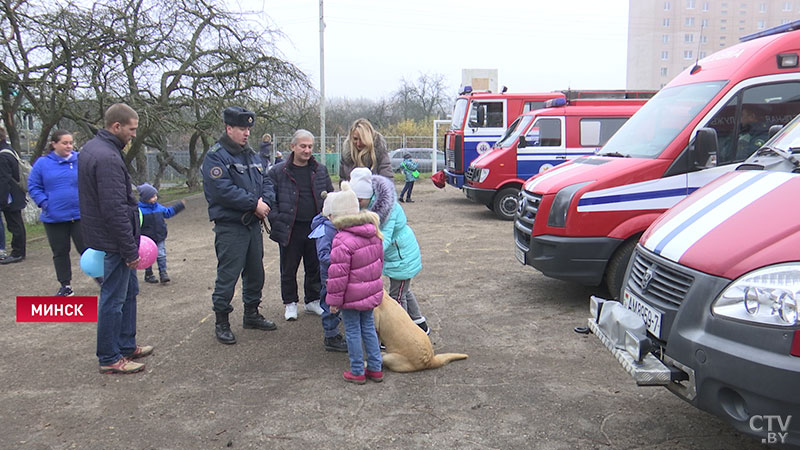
[686,0,695,8]
[664,1,671,10]
[759,2,767,11]
[663,18,671,26]
[685,17,695,26]
[661,67,668,76]
[662,34,670,43]
[701,18,709,27]
[684,50,694,59]
[783,18,792,24]
[661,50,669,60]
[699,51,707,58]
[784,2,792,11]
[758,20,766,28]
[685,33,694,42]
[703,1,710,11]
[701,35,708,43]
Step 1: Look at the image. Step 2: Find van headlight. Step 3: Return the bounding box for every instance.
[712,264,800,326]
[478,168,490,182]
[547,182,590,227]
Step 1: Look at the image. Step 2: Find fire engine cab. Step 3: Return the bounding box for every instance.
[463,98,647,220]
[444,89,654,189]
[514,20,800,297]
[587,112,800,446]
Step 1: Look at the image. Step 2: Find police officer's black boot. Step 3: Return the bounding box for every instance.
[215,312,236,344]
[243,304,277,331]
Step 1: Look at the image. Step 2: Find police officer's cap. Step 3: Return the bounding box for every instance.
[223,106,255,128]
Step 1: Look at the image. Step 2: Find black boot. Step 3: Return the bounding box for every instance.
[144,268,158,284]
[159,271,171,283]
[215,312,236,344]
[243,305,277,331]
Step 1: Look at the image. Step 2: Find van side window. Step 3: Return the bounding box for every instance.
[711,81,800,165]
[523,101,546,113]
[469,101,504,128]
[580,118,629,146]
[527,118,562,147]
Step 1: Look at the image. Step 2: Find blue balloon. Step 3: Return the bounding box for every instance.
[80,248,105,277]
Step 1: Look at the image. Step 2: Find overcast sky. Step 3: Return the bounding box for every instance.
[228,0,630,100]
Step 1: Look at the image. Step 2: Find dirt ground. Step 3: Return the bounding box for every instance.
[0,180,766,449]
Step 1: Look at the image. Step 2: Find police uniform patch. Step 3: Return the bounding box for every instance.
[209,166,223,179]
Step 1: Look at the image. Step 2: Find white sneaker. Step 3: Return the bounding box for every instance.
[284,302,298,321]
[304,300,324,316]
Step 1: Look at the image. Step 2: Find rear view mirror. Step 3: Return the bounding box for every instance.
[692,128,718,168]
[518,136,527,149]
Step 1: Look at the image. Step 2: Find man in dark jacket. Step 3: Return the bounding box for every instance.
[268,129,334,321]
[202,106,277,345]
[0,126,26,264]
[78,103,152,374]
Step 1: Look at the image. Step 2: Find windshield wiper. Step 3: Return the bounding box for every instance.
[599,152,629,158]
[760,145,800,168]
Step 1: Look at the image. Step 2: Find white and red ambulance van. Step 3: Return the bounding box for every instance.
[463,98,647,220]
[587,113,800,445]
[514,21,800,297]
[444,89,654,189]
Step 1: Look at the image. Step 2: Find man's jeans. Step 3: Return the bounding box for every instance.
[97,252,138,365]
[340,308,382,376]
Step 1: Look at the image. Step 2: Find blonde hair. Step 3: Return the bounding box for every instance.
[349,119,378,172]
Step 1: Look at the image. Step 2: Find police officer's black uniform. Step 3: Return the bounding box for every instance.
[202,106,277,344]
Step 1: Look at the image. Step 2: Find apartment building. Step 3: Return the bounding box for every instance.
[627,0,800,89]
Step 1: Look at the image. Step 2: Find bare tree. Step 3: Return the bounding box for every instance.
[392,72,451,122]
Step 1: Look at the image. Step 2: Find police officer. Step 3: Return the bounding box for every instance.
[202,106,277,344]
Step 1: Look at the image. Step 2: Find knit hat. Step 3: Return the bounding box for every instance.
[322,182,360,219]
[137,183,158,201]
[350,167,374,199]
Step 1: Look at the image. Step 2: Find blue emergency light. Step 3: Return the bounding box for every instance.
[544,97,567,108]
[460,85,473,95]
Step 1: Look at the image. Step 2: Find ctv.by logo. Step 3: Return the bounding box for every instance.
[749,414,792,444]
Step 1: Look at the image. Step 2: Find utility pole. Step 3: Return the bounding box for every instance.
[319,0,326,167]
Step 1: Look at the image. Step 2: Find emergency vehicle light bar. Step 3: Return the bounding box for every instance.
[544,98,567,108]
[740,19,800,42]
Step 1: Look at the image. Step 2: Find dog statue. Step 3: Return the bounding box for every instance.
[373,291,468,372]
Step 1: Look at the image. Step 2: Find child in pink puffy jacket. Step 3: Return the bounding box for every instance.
[325,182,385,384]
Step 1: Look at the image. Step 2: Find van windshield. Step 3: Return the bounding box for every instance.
[450,98,468,130]
[495,115,535,148]
[599,81,726,158]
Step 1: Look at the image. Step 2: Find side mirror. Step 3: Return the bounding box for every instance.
[768,124,783,139]
[692,127,718,168]
[518,136,527,149]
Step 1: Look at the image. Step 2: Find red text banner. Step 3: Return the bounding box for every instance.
[16,296,98,323]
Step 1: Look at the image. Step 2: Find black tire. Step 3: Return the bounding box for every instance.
[605,238,638,300]
[493,187,519,221]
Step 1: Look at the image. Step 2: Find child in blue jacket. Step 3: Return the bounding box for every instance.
[308,190,348,352]
[399,152,418,203]
[137,183,186,283]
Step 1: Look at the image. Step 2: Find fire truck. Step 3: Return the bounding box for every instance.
[443,89,655,189]
[462,98,647,220]
[514,20,800,297]
[588,113,800,445]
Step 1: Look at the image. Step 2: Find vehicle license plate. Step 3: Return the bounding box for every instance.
[515,245,526,265]
[622,289,663,339]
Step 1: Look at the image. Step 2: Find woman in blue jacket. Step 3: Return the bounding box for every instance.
[28,130,86,296]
